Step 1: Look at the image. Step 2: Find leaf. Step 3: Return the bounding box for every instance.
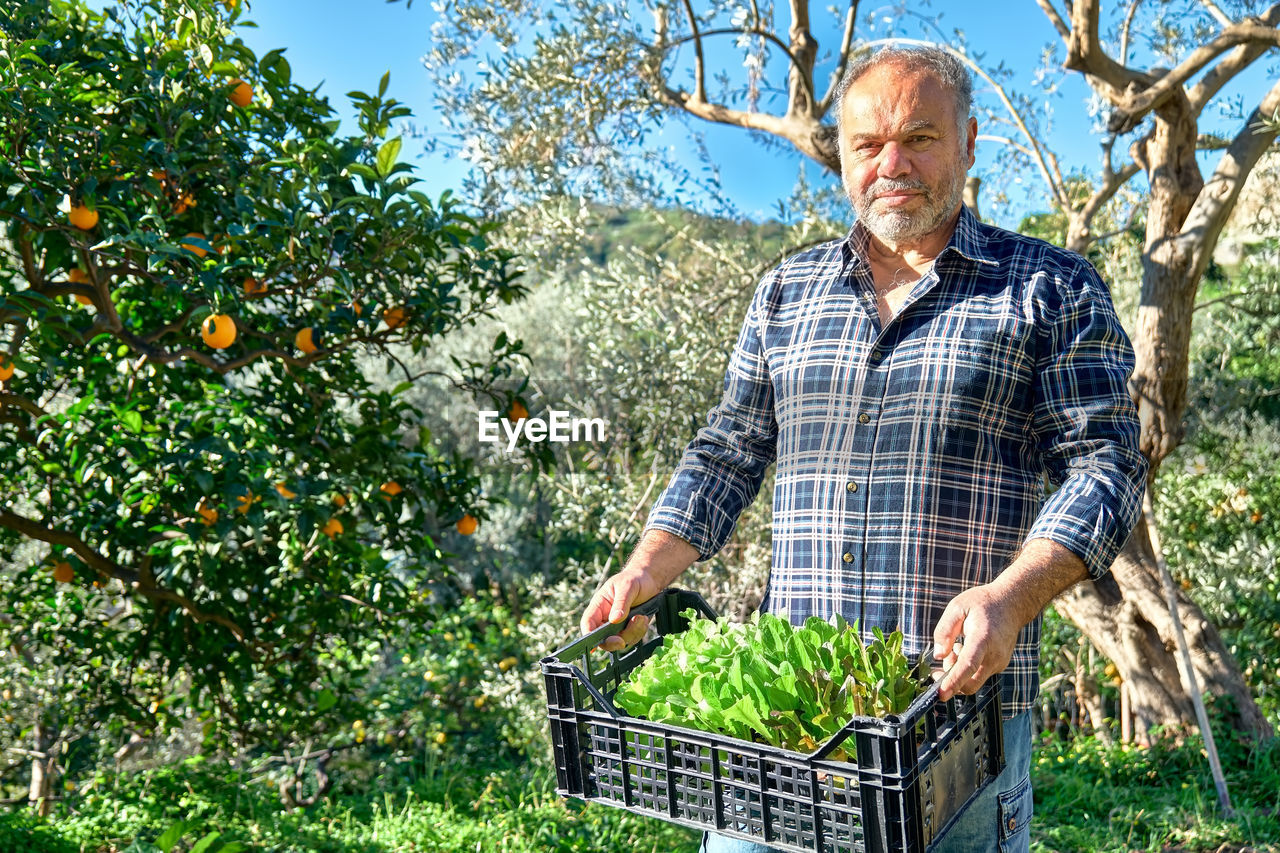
[120,410,143,434]
[155,822,188,851]
[316,688,337,712]
[614,611,920,757]
[376,136,402,178]
[188,832,223,853]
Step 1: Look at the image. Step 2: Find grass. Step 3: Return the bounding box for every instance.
[1,732,1276,852]
[1,751,701,853]
[1032,731,1280,852]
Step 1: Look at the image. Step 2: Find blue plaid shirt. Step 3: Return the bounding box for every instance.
[645,207,1147,717]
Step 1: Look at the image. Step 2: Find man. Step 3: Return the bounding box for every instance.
[582,45,1146,853]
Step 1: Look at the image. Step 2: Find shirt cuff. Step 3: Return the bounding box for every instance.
[644,499,728,562]
[1024,482,1131,580]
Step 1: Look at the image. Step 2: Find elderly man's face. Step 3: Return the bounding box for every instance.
[837,63,976,247]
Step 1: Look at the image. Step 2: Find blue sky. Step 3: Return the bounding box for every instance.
[230,1,1274,226]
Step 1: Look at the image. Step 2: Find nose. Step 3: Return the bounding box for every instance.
[876,141,911,178]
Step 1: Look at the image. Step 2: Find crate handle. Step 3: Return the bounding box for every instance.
[546,588,718,662]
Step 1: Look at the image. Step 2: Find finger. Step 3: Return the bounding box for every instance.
[600,614,651,652]
[932,603,965,664]
[608,580,637,624]
[937,644,983,700]
[581,585,614,635]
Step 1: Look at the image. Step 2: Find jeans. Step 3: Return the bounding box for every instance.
[699,709,1033,853]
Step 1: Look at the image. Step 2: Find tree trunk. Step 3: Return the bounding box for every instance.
[1054,98,1272,741]
[1055,521,1271,741]
[27,719,51,817]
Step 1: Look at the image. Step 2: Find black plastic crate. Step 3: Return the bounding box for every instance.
[542,589,1004,853]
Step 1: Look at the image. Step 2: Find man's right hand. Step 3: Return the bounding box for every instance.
[580,569,666,652]
[580,529,700,652]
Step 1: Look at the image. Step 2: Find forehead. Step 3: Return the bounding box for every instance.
[840,64,958,134]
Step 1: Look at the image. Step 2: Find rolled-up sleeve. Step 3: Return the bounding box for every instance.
[644,276,779,559]
[1025,261,1148,578]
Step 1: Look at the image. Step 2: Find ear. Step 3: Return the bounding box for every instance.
[964,116,977,168]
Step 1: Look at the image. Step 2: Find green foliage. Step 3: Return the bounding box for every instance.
[0,0,526,762]
[615,610,919,758]
[1145,241,1280,729]
[1,754,702,853]
[1032,728,1280,852]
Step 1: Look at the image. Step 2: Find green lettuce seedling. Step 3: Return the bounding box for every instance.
[613,609,920,760]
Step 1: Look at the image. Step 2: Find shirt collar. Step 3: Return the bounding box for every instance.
[839,204,1000,274]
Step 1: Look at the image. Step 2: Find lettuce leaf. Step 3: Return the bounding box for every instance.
[612,609,921,759]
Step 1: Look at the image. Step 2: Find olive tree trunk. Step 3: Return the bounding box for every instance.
[1053,89,1275,740]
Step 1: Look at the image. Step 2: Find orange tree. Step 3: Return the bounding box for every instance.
[0,0,525,781]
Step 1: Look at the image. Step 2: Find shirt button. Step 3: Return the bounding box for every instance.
[846,482,858,493]
[842,552,853,563]
[858,413,871,424]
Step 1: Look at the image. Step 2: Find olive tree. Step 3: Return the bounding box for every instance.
[410,0,1279,738]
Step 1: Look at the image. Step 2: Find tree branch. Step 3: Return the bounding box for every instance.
[1119,17,1280,118]
[679,0,707,102]
[1035,0,1071,43]
[0,391,50,421]
[1177,75,1280,281]
[1073,160,1143,248]
[1119,0,1144,65]
[1199,0,1235,28]
[819,0,862,113]
[656,28,818,108]
[0,508,251,644]
[1187,5,1280,114]
[656,84,834,168]
[785,0,819,118]
[1064,0,1143,98]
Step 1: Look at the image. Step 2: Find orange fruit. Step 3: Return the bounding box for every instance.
[195,498,218,526]
[321,518,344,537]
[382,306,407,329]
[275,482,297,500]
[0,358,13,382]
[351,300,363,316]
[243,277,267,297]
[201,314,237,349]
[173,192,196,215]
[456,514,478,536]
[235,493,257,514]
[332,493,348,508]
[379,481,402,498]
[295,327,318,354]
[228,79,253,107]
[181,232,209,258]
[68,203,98,230]
[507,400,528,421]
[52,561,74,583]
[68,270,93,304]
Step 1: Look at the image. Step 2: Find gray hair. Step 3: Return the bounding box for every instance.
[832,44,973,137]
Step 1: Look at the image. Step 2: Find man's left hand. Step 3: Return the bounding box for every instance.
[931,539,1089,701]
[931,583,1023,700]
